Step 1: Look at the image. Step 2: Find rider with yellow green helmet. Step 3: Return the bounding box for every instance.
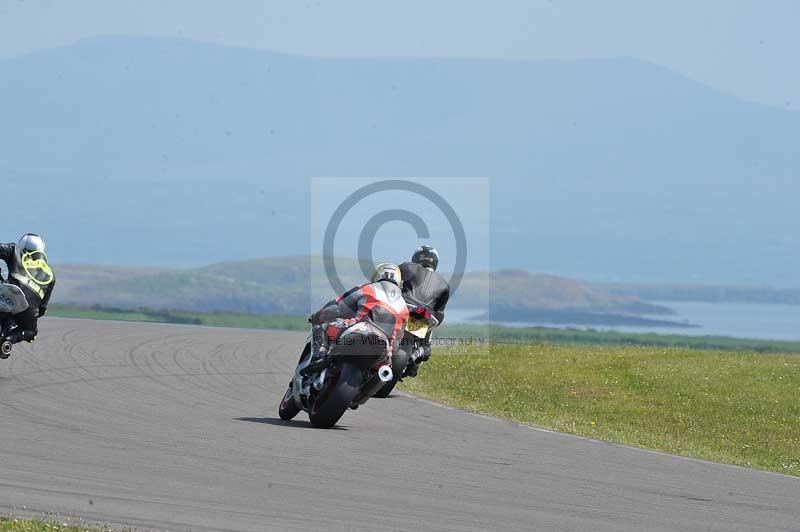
[0,234,56,345]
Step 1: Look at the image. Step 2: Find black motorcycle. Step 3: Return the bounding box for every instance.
[373,301,439,398]
[278,320,394,428]
[0,283,31,358]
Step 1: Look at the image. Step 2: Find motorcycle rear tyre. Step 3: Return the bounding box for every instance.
[309,363,362,429]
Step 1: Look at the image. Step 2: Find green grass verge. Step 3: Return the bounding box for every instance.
[435,324,800,353]
[0,516,118,531]
[402,343,800,476]
[49,305,308,331]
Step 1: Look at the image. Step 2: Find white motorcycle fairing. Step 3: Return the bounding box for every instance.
[0,284,29,315]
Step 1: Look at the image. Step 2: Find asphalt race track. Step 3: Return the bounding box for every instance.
[0,318,797,531]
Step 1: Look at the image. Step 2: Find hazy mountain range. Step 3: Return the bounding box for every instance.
[2,36,798,286]
[51,257,686,327]
[599,282,800,305]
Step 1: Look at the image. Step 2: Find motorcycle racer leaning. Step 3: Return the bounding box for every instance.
[307,262,409,366]
[399,245,450,374]
[0,233,56,345]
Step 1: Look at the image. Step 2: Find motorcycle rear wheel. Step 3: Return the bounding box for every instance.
[308,364,362,428]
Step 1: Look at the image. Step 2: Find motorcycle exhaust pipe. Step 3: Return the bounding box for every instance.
[377,364,393,383]
[356,364,395,404]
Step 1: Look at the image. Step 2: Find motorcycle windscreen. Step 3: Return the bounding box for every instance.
[0,284,30,314]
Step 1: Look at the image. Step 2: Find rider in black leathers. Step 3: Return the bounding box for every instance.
[399,245,450,374]
[0,234,56,344]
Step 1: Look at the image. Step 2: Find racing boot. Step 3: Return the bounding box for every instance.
[5,329,35,345]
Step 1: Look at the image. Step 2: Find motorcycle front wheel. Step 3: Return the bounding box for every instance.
[278,383,301,420]
[308,363,362,428]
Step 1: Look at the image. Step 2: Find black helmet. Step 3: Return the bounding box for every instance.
[411,245,439,271]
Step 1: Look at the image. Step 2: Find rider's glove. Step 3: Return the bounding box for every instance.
[335,317,358,328]
[39,306,47,317]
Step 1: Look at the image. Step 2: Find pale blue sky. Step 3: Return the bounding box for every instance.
[0,0,798,109]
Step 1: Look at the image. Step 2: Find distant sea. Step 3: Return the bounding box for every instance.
[448,302,800,342]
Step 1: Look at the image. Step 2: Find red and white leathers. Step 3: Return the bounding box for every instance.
[311,279,409,358]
